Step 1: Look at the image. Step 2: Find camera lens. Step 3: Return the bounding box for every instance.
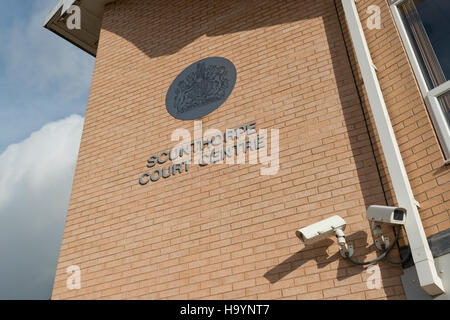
[393,209,404,221]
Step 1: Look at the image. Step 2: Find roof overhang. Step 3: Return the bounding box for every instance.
[43,0,116,56]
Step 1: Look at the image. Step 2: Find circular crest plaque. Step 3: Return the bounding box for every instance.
[166,57,237,120]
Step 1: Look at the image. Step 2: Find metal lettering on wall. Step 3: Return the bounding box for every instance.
[139,121,264,185]
[166,57,237,120]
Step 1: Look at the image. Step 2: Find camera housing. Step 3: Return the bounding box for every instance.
[366,205,407,225]
[295,215,347,245]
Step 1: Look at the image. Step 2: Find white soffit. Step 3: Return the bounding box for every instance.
[43,0,116,56]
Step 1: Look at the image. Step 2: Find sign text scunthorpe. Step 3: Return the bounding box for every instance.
[139,121,279,185]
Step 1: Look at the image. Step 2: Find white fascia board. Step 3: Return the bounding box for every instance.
[43,0,115,56]
[341,0,444,296]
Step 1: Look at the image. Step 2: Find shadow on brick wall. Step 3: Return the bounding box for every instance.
[101,0,404,299]
[264,231,374,284]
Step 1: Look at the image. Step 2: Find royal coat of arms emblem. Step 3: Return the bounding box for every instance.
[166,57,237,120]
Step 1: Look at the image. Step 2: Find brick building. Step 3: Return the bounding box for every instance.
[44,0,449,299]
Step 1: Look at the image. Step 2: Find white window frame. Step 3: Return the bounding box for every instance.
[390,0,450,163]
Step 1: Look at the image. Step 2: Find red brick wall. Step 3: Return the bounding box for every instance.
[51,0,405,300]
[337,0,449,238]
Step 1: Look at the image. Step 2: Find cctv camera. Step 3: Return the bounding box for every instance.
[366,205,407,225]
[295,215,346,244]
[295,215,353,257]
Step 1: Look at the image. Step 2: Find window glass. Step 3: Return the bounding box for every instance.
[399,0,450,89]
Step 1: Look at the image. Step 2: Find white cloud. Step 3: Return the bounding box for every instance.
[0,114,84,299]
[0,0,94,152]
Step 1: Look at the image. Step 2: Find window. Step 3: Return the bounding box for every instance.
[390,0,450,162]
[437,91,450,127]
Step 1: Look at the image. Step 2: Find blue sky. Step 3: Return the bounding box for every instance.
[0,0,94,152]
[0,0,93,299]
